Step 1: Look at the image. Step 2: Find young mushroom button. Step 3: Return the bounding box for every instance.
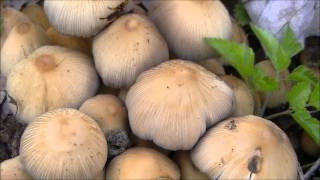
[0,156,32,180]
[126,60,234,150]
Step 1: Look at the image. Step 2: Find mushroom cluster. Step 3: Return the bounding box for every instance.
[0,1,299,179]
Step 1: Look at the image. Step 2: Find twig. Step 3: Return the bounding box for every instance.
[304,158,320,180]
[264,110,292,119]
[297,162,304,180]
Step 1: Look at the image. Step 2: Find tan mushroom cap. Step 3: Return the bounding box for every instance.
[1,22,51,76]
[44,0,132,37]
[0,156,32,180]
[6,46,99,123]
[106,147,180,180]
[256,60,291,108]
[191,115,298,179]
[126,60,234,150]
[220,75,254,116]
[79,94,128,137]
[147,0,232,60]
[20,108,108,179]
[46,27,91,55]
[22,4,50,30]
[173,151,210,180]
[231,18,248,45]
[197,58,225,76]
[93,13,169,88]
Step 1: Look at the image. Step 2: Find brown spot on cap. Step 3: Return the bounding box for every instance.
[248,148,262,174]
[224,119,237,130]
[35,54,57,73]
[17,22,31,34]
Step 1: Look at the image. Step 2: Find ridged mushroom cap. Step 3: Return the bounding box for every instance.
[220,75,254,116]
[19,108,108,180]
[126,60,234,150]
[1,22,51,76]
[93,14,169,88]
[44,0,133,37]
[191,115,298,179]
[147,0,232,60]
[106,147,180,180]
[79,94,128,137]
[0,156,32,180]
[6,46,99,123]
[22,4,50,30]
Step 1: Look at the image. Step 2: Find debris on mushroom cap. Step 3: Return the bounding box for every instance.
[173,151,210,180]
[0,156,32,180]
[43,0,133,37]
[93,13,169,88]
[126,60,234,150]
[231,18,248,45]
[6,45,99,124]
[197,58,225,76]
[19,108,108,179]
[0,7,31,46]
[191,115,298,179]
[22,4,50,30]
[106,147,180,180]
[256,60,291,108]
[46,27,91,55]
[146,0,232,60]
[1,21,51,76]
[220,75,254,116]
[79,94,128,137]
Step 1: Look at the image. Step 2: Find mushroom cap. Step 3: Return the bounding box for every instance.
[93,13,169,88]
[126,60,234,150]
[44,0,132,37]
[191,115,298,179]
[19,108,108,179]
[173,151,210,180]
[0,7,31,46]
[6,45,99,123]
[301,132,320,157]
[231,18,248,45]
[256,60,291,108]
[1,22,51,76]
[46,27,91,55]
[220,75,254,116]
[22,4,50,30]
[197,58,225,76]
[106,147,180,180]
[147,0,232,60]
[0,156,32,180]
[79,94,128,136]
[118,88,128,102]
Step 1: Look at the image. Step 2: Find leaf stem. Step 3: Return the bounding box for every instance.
[264,110,292,119]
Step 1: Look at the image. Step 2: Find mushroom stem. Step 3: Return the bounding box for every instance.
[304,158,320,180]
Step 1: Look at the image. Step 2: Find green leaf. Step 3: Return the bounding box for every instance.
[206,38,255,80]
[280,25,303,58]
[292,109,320,144]
[287,82,312,109]
[309,83,320,110]
[251,67,278,92]
[250,23,291,71]
[234,3,250,26]
[288,65,318,85]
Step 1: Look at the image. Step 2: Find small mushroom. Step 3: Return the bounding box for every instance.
[0,156,32,180]
[22,4,50,30]
[146,0,232,60]
[44,0,133,37]
[93,13,169,88]
[191,115,298,179]
[1,22,51,76]
[173,151,210,180]
[220,75,254,116]
[301,132,320,157]
[231,18,248,45]
[256,60,291,108]
[106,147,180,180]
[126,60,234,150]
[197,58,225,75]
[46,27,91,55]
[19,108,108,179]
[6,46,99,123]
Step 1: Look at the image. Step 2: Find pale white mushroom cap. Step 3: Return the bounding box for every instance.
[126,60,234,150]
[93,13,169,88]
[0,156,32,180]
[1,22,51,76]
[22,4,51,30]
[147,0,232,60]
[6,46,99,123]
[191,115,298,179]
[106,147,180,180]
[44,0,132,37]
[19,108,108,179]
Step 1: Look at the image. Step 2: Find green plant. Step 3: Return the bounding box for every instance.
[206,24,319,144]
